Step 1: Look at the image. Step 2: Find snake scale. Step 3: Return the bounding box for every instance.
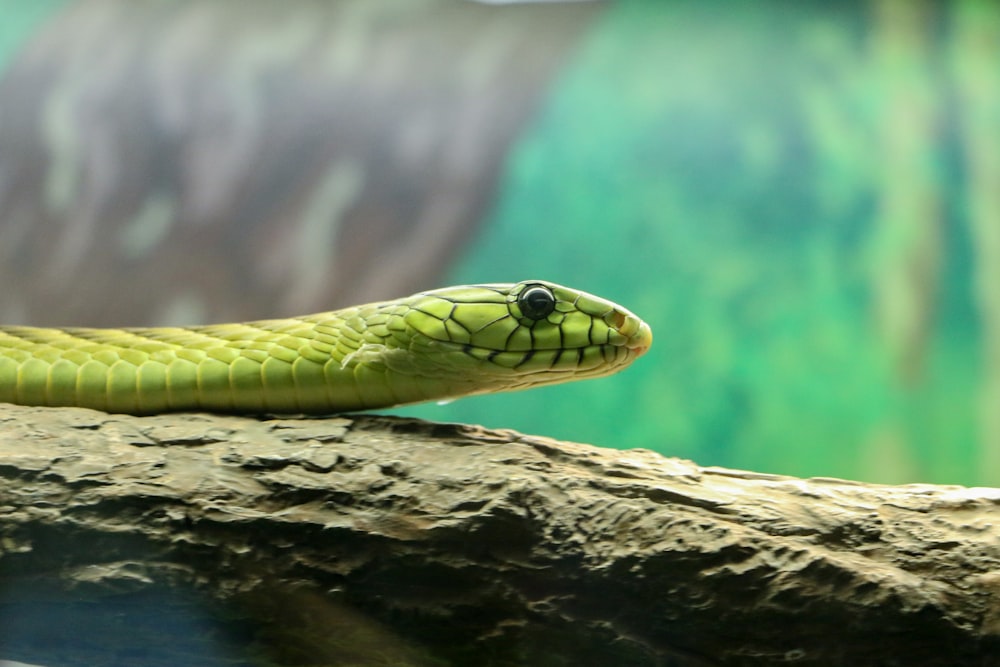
[0,280,652,415]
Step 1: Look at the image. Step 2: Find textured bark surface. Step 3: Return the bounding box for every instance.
[0,404,998,667]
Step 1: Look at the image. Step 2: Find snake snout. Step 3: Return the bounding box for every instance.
[604,308,652,356]
[627,320,653,356]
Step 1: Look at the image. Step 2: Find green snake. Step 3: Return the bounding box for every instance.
[0,280,652,415]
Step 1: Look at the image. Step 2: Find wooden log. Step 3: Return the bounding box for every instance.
[0,403,997,666]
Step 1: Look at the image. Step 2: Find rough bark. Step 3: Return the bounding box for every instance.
[0,404,997,667]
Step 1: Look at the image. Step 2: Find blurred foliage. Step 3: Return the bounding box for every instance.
[399,0,1000,487]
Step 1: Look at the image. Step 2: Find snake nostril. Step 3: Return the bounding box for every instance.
[608,310,627,331]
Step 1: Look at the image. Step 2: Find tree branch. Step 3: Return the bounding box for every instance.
[0,404,997,666]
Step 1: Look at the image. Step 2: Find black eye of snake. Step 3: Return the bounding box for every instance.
[517,285,556,320]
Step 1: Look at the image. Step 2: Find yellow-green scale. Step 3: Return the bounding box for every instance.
[0,312,376,414]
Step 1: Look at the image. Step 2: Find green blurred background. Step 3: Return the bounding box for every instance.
[405,0,1000,488]
[2,0,998,487]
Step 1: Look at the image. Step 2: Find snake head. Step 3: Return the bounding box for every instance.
[395,280,652,397]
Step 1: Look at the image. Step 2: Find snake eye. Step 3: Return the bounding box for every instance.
[517,284,556,320]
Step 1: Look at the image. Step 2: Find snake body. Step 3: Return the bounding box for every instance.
[0,280,651,415]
